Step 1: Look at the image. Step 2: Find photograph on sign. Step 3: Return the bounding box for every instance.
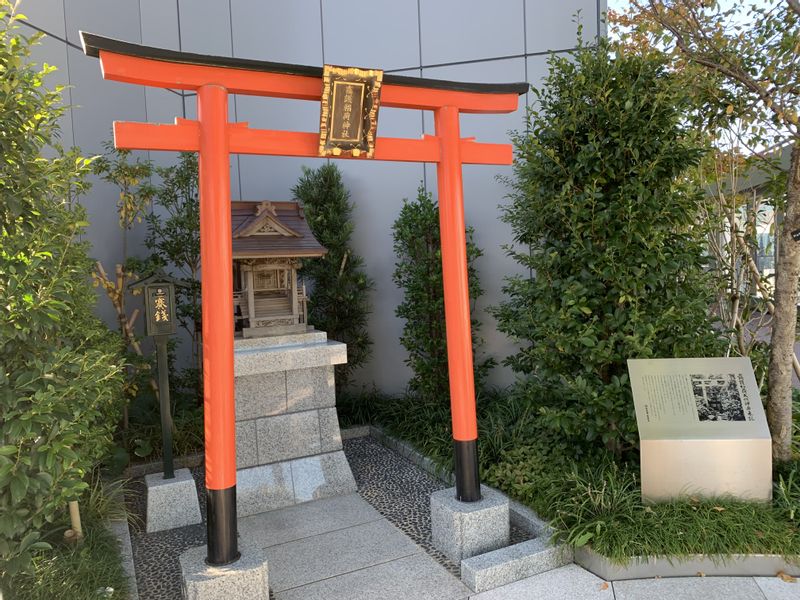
[628,357,766,438]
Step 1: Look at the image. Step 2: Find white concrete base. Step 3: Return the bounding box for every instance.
[237,450,357,517]
[431,485,510,562]
[180,545,268,600]
[145,468,202,533]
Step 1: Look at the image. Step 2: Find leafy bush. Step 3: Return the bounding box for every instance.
[293,164,374,390]
[486,446,800,564]
[0,9,125,574]
[392,186,495,406]
[494,40,724,458]
[8,475,131,600]
[129,153,201,367]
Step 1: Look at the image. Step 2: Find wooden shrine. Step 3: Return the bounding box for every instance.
[230,200,326,337]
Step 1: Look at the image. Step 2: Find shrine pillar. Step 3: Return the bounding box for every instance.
[435,105,480,502]
[197,84,239,565]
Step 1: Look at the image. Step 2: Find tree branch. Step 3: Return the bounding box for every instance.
[646,0,792,127]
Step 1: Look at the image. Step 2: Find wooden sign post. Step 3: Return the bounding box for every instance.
[131,272,182,480]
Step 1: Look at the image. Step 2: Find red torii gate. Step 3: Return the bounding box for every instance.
[81,32,527,566]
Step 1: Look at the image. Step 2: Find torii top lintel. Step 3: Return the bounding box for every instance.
[80,32,527,164]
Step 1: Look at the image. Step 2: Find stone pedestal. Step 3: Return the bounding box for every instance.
[180,545,268,600]
[431,485,509,562]
[145,468,202,533]
[233,330,357,517]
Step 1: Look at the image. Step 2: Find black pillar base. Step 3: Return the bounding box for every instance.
[206,486,240,566]
[454,439,481,502]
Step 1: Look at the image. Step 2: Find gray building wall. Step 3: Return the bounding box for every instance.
[20,0,605,394]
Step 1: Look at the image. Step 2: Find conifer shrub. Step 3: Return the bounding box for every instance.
[293,164,374,390]
[392,186,494,406]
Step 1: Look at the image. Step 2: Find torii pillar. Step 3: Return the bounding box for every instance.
[81,31,527,566]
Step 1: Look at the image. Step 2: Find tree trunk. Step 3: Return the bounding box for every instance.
[767,141,800,463]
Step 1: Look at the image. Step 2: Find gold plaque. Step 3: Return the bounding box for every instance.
[319,65,383,158]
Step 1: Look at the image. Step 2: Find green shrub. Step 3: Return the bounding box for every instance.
[392,186,494,406]
[8,475,131,600]
[494,39,724,459]
[294,164,374,390]
[486,446,800,563]
[0,8,125,575]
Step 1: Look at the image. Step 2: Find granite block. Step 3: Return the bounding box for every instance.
[461,537,571,592]
[256,411,320,465]
[180,544,268,600]
[613,576,767,600]
[318,407,343,453]
[237,462,295,518]
[470,564,612,600]
[236,420,258,469]
[238,494,382,549]
[508,497,554,537]
[275,553,469,600]
[235,372,286,421]
[264,519,418,592]
[234,341,347,377]
[108,519,139,600]
[430,485,509,562]
[286,366,335,412]
[144,468,202,533]
[340,425,370,440]
[754,576,800,600]
[233,330,326,350]
[290,451,357,503]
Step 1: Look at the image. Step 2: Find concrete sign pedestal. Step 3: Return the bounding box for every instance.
[145,468,202,533]
[628,357,772,502]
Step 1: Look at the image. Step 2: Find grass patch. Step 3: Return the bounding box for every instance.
[3,476,132,600]
[343,387,800,565]
[7,523,130,600]
[487,449,800,564]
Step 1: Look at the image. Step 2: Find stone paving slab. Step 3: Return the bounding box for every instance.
[612,576,768,599]
[238,493,382,549]
[754,576,800,600]
[275,553,471,600]
[264,518,420,592]
[470,564,614,600]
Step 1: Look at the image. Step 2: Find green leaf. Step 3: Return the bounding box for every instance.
[573,531,594,547]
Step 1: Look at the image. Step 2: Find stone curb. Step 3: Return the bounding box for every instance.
[575,546,800,581]
[340,425,573,592]
[341,424,800,584]
[108,518,139,600]
[462,537,573,593]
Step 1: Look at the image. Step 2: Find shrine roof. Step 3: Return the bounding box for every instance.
[80,32,529,96]
[231,201,327,259]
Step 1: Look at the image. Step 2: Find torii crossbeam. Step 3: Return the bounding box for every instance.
[81,31,527,566]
